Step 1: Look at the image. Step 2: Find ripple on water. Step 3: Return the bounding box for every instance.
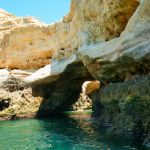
[0,117,148,150]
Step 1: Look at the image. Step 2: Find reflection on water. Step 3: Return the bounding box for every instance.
[0,116,148,150]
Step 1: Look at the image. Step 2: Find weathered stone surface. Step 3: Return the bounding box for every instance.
[0,77,42,120]
[23,0,149,86]
[0,69,33,86]
[91,75,150,139]
[0,0,149,145]
[33,62,94,117]
[0,69,9,83]
[82,80,100,96]
[79,0,150,83]
[53,0,139,60]
[20,0,149,122]
[0,76,27,92]
[69,80,100,111]
[70,92,92,111]
[10,70,33,78]
[0,0,139,69]
[24,54,77,85]
[0,9,54,69]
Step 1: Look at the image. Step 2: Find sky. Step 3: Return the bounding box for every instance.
[0,0,71,24]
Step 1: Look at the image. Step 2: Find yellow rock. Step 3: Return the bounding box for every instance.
[0,0,139,69]
[82,80,100,96]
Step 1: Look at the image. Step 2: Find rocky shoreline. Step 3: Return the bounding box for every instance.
[0,75,149,147]
[0,76,42,120]
[0,0,150,147]
[91,75,150,145]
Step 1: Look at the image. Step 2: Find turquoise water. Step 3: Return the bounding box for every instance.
[0,117,148,150]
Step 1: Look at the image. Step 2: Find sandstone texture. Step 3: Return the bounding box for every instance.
[79,0,150,83]
[0,9,54,69]
[23,0,149,144]
[0,77,42,120]
[0,0,139,69]
[0,0,150,146]
[82,80,100,96]
[53,0,139,60]
[70,92,92,111]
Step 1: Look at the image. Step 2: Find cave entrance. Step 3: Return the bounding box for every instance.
[35,62,96,117]
[0,99,10,111]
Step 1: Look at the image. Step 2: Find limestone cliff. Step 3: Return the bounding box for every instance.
[0,0,139,69]
[0,0,150,146]
[92,75,150,140]
[0,9,53,69]
[53,0,139,60]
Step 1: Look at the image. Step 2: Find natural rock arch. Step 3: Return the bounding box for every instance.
[31,62,95,117]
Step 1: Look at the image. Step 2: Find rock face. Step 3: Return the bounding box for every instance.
[79,0,150,83]
[78,0,150,142]
[0,9,54,69]
[0,0,139,69]
[53,0,139,60]
[82,80,100,96]
[0,0,150,145]
[91,75,150,139]
[23,0,150,112]
[70,92,92,111]
[0,69,9,83]
[33,62,94,117]
[0,77,42,120]
[68,80,100,111]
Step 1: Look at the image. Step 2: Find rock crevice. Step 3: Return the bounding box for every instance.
[0,0,149,145]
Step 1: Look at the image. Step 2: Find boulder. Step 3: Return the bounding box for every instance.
[0,77,42,120]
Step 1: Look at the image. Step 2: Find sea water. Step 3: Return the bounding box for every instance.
[0,116,148,150]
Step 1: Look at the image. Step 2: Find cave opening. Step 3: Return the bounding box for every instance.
[0,99,10,111]
[33,62,96,118]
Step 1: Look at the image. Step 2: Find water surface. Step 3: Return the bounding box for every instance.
[0,116,148,150]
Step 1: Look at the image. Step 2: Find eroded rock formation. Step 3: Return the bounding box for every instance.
[0,77,42,120]
[0,9,54,69]
[0,0,139,69]
[0,0,150,145]
[82,80,100,96]
[91,75,150,139]
[79,0,150,83]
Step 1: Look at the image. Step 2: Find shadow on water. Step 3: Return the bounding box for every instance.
[32,62,94,117]
[26,60,150,149]
[0,116,148,150]
[39,116,148,150]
